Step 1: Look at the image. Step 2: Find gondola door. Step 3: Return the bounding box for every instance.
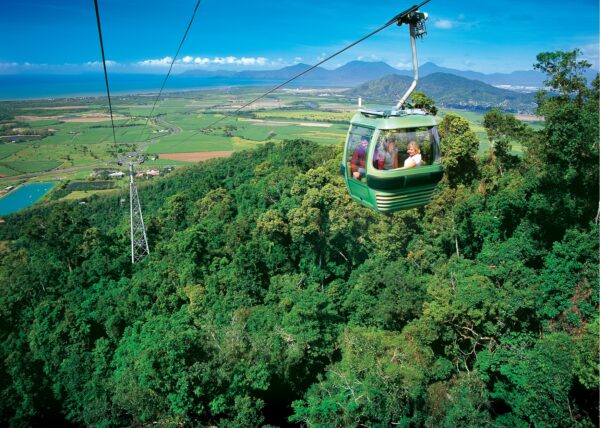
[344,125,374,205]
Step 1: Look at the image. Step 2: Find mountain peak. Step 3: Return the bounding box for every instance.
[283,63,313,70]
[335,60,398,71]
[342,60,391,66]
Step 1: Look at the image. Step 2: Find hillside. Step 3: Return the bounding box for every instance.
[0,66,598,426]
[345,72,537,112]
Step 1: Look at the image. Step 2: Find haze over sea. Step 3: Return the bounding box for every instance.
[0,74,289,101]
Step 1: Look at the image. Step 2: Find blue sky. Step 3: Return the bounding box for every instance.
[1,0,598,74]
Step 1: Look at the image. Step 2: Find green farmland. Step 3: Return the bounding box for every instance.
[0,87,538,197]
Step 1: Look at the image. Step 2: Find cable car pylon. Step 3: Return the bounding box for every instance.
[129,162,150,263]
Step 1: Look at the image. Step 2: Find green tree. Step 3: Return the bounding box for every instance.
[290,327,432,427]
[489,333,583,427]
[110,310,207,425]
[534,49,592,103]
[411,90,438,115]
[438,113,479,186]
[573,318,599,390]
[425,373,491,428]
[482,108,528,175]
[343,258,427,331]
[527,50,599,225]
[537,226,598,330]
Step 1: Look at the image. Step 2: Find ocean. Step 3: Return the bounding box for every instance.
[0,74,288,101]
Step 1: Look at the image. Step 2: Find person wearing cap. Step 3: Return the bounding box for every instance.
[351,135,369,179]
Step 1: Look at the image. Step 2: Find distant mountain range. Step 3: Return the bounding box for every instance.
[344,73,537,113]
[181,60,599,89]
[408,62,544,88]
[182,61,400,85]
[180,60,599,113]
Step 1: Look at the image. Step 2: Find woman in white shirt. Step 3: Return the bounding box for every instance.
[401,140,422,169]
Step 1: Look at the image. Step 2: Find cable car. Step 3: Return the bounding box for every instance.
[341,9,443,212]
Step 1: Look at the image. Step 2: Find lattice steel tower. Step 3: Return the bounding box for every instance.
[129,162,150,263]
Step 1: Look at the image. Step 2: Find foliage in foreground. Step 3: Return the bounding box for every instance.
[0,51,598,427]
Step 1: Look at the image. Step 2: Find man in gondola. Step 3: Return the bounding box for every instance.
[351,135,369,179]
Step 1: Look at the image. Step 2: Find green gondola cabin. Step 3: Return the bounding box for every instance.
[341,108,443,212]
[340,8,443,213]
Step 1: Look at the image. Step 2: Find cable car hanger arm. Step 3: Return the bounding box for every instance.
[386,0,432,26]
[395,8,429,109]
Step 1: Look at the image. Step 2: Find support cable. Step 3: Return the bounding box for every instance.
[94,0,151,263]
[137,0,203,142]
[181,0,432,139]
[93,0,118,146]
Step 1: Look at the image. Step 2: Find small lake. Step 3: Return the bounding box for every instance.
[0,182,55,216]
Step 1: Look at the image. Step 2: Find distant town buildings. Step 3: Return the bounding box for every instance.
[136,169,160,178]
[0,185,17,198]
[92,167,166,180]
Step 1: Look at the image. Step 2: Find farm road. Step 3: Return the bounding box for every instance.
[0,162,113,183]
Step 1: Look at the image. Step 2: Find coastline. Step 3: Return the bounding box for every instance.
[0,74,334,102]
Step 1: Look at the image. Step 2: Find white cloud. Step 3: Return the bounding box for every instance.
[239,57,267,65]
[84,60,118,68]
[179,56,268,66]
[0,62,19,74]
[433,15,479,30]
[357,54,381,62]
[434,19,454,29]
[580,43,600,67]
[0,61,122,74]
[138,56,173,66]
[395,61,413,70]
[0,55,290,75]
[215,57,231,65]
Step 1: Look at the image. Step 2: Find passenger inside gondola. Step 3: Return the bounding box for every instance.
[374,139,399,170]
[350,135,369,179]
[401,140,422,169]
